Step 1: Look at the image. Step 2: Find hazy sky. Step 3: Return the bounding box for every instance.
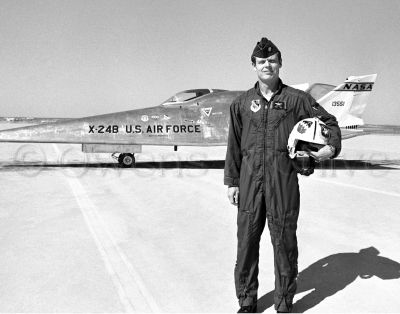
[1,0,399,124]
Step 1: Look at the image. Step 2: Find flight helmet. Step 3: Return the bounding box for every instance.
[287,117,331,175]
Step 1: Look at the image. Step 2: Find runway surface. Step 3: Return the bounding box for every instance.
[0,123,399,313]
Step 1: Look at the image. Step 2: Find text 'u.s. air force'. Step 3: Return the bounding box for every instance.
[88,124,201,134]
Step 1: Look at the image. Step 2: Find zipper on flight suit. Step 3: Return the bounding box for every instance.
[263,94,280,199]
[262,98,272,188]
[273,108,293,130]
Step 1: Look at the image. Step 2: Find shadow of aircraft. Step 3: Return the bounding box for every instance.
[0,160,225,171]
[257,247,400,313]
[0,159,399,172]
[316,159,400,170]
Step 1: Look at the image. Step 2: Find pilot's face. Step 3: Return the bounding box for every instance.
[253,53,282,83]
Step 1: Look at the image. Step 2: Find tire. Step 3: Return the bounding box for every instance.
[118,153,135,167]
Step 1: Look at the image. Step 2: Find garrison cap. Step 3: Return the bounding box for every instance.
[251,37,280,60]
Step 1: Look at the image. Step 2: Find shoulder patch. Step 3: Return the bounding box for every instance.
[250,100,261,112]
[312,103,321,111]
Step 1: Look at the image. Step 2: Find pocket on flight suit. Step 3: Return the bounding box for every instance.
[249,109,263,133]
[273,108,295,153]
[271,108,293,129]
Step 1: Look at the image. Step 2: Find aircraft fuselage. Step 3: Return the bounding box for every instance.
[0,91,242,146]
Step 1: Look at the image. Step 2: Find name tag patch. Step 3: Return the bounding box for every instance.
[273,101,287,110]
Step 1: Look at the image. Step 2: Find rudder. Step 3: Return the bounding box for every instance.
[315,74,377,127]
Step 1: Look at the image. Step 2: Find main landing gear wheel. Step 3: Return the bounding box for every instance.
[118,153,136,167]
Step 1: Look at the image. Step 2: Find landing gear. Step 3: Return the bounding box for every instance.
[112,153,136,167]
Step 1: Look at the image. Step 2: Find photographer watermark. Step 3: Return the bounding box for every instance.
[10,143,398,179]
[13,144,47,177]
[11,144,214,178]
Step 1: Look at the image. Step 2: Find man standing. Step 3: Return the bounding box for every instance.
[224,37,341,313]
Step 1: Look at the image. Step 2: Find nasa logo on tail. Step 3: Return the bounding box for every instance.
[335,82,374,92]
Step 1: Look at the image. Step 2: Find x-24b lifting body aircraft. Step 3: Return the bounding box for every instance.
[0,73,398,167]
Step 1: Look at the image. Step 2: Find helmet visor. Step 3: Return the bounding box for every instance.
[296,140,325,154]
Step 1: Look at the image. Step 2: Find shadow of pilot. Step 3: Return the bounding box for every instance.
[257,247,400,313]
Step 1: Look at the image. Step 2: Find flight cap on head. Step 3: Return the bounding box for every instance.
[251,37,280,60]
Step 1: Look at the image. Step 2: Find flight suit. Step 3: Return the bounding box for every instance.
[224,80,341,310]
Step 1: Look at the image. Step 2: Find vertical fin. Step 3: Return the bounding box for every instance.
[313,74,377,127]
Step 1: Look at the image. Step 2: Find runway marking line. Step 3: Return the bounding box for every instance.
[310,177,400,198]
[52,145,161,313]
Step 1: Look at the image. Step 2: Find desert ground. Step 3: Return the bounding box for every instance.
[0,122,399,313]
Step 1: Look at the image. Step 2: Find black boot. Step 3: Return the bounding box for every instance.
[276,298,292,313]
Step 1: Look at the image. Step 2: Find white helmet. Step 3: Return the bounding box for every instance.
[287,117,330,159]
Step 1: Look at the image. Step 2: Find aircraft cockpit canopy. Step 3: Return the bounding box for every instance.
[161,89,226,106]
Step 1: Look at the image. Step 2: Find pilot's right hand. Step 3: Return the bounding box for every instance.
[227,187,239,206]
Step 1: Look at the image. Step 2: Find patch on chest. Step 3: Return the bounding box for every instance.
[250,100,261,112]
[272,101,287,110]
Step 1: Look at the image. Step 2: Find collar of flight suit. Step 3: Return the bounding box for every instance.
[254,78,284,100]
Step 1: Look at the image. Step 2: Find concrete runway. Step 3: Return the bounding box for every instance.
[0,123,399,312]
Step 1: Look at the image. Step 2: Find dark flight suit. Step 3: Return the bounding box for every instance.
[224,80,341,310]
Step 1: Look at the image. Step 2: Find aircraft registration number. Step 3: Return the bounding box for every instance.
[89,125,119,134]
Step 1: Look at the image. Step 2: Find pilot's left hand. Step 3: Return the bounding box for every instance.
[308,145,335,162]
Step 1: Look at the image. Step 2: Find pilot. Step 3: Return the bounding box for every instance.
[224,37,342,313]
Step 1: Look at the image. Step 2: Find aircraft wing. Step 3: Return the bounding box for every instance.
[341,124,400,139]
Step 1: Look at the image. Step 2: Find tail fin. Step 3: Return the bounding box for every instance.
[308,74,377,127]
